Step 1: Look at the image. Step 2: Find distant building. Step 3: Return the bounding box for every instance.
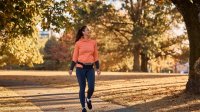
[39,30,52,38]
[176,62,189,74]
[39,30,64,39]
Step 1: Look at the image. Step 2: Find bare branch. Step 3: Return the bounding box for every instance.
[110,22,133,25]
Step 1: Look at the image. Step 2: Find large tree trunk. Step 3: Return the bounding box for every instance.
[133,44,141,72]
[141,52,149,72]
[172,0,200,94]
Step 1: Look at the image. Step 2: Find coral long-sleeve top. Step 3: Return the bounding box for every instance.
[72,38,99,67]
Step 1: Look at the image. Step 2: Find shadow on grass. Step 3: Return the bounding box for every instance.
[0,75,77,87]
[106,91,200,112]
[95,81,185,93]
[97,74,186,81]
[0,74,186,87]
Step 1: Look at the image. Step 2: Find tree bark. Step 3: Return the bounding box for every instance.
[141,52,149,72]
[133,44,141,71]
[172,0,200,94]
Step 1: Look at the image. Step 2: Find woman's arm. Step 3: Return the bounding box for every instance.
[94,41,100,70]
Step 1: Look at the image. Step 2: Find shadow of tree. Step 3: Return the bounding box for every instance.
[106,92,200,112]
[0,74,186,87]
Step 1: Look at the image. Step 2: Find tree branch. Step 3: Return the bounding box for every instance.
[171,0,194,15]
[110,22,133,25]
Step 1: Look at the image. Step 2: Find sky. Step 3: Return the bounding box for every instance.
[106,0,123,10]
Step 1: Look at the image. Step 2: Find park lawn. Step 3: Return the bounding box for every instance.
[0,71,200,111]
[93,73,200,111]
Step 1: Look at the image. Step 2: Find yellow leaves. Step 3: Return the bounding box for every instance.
[0,55,7,67]
[155,0,165,5]
[154,0,171,5]
[1,32,43,67]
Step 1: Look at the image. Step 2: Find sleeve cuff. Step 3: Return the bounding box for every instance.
[70,61,76,70]
[95,60,100,69]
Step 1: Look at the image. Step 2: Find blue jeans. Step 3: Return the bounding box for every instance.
[76,67,95,108]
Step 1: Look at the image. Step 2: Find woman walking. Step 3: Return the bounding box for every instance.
[69,26,101,112]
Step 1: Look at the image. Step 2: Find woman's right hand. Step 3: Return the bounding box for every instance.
[96,69,101,76]
[69,70,73,76]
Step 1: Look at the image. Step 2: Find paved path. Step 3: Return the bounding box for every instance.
[7,85,133,112]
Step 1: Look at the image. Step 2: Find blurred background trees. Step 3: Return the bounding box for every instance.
[0,0,189,73]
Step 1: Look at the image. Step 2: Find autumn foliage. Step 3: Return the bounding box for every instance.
[43,33,73,70]
[50,34,73,62]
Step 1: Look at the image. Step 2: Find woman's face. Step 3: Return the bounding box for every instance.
[83,27,90,38]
